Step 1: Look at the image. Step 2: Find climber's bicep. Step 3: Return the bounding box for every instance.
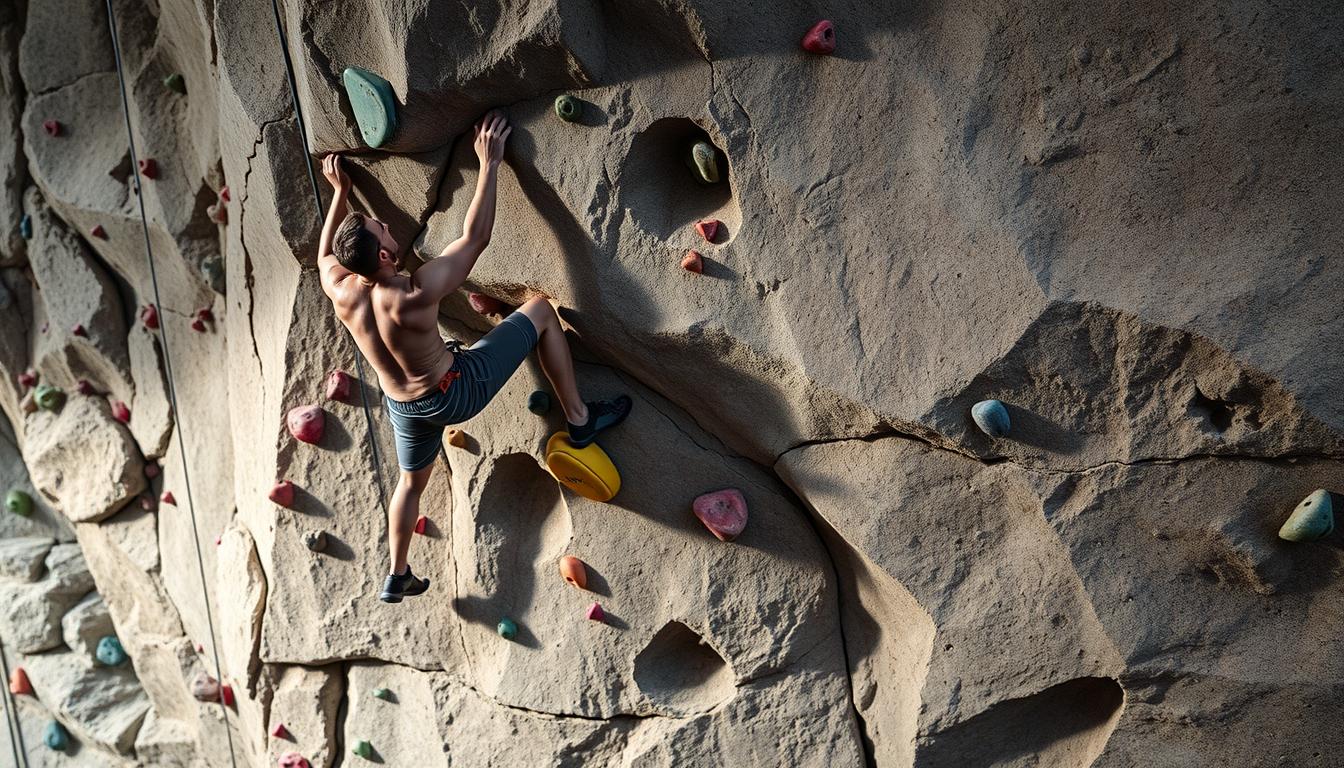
[411,235,483,300]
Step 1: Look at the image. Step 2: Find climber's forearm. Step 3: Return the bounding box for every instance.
[318,187,350,261]
[457,162,499,251]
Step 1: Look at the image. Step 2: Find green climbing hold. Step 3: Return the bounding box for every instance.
[372,687,392,701]
[342,67,398,149]
[971,399,1010,438]
[163,73,186,94]
[96,635,128,666]
[689,140,720,184]
[1278,488,1334,542]
[34,384,65,412]
[19,213,32,240]
[497,617,518,640]
[6,489,32,517]
[554,94,580,122]
[528,390,551,415]
[352,740,373,759]
[44,720,68,751]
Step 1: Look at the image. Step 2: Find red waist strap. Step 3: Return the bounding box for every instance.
[438,369,460,393]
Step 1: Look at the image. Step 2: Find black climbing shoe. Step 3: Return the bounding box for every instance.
[566,395,632,448]
[379,566,430,604]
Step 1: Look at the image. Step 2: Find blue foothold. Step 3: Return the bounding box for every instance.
[19,214,32,240]
[971,399,1011,438]
[96,635,128,666]
[44,720,69,751]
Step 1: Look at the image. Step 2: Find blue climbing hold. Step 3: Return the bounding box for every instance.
[342,67,398,149]
[971,399,1011,438]
[44,720,69,751]
[1279,489,1334,542]
[497,617,518,640]
[19,214,32,240]
[96,635,128,666]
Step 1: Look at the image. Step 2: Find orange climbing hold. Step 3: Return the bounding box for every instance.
[111,400,131,423]
[695,219,720,242]
[42,119,61,137]
[9,667,32,695]
[269,480,295,508]
[801,20,836,54]
[161,490,176,505]
[286,405,325,444]
[559,555,587,589]
[681,250,703,273]
[138,158,158,179]
[468,292,504,315]
[325,369,353,402]
[446,429,468,448]
[414,515,427,535]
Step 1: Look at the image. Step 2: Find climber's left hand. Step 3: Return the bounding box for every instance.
[321,154,351,193]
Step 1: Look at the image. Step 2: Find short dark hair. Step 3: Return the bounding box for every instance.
[333,212,382,276]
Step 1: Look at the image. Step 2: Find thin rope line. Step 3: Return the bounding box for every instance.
[270,0,389,509]
[102,3,239,766]
[0,633,30,768]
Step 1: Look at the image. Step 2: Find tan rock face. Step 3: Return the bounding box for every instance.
[2,0,1343,766]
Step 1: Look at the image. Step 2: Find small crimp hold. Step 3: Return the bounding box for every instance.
[694,219,720,242]
[111,400,131,424]
[801,20,836,54]
[269,480,296,508]
[689,140,720,184]
[8,667,32,695]
[352,740,373,759]
[44,720,69,751]
[414,515,427,535]
[305,530,327,552]
[585,602,605,622]
[91,224,107,239]
[140,304,160,329]
[71,323,87,337]
[161,490,176,505]
[5,489,33,517]
[446,429,468,448]
[279,753,311,768]
[42,119,61,137]
[554,94,580,122]
[559,555,587,589]
[271,722,289,739]
[163,73,187,94]
[970,399,1011,438]
[95,635,129,666]
[34,385,65,412]
[497,617,518,640]
[326,369,353,402]
[286,405,326,444]
[138,158,158,179]
[19,213,31,240]
[372,687,392,700]
[681,250,703,273]
[693,488,748,542]
[76,379,95,395]
[18,369,37,389]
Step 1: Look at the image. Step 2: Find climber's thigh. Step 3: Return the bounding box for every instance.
[451,311,540,422]
[385,396,448,472]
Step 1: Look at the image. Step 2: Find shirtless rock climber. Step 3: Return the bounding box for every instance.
[316,110,632,603]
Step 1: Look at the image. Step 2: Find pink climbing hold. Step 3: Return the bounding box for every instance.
[681,250,703,274]
[161,490,176,505]
[71,323,87,337]
[91,224,107,239]
[197,308,214,322]
[138,158,158,179]
[214,535,222,546]
[42,119,61,137]
[271,722,289,739]
[220,683,235,707]
[140,304,160,329]
[111,400,131,424]
[801,20,836,55]
[278,753,311,768]
[268,480,295,508]
[219,186,231,203]
[208,203,227,224]
[694,219,720,242]
[325,369,353,402]
[139,497,153,511]
[468,292,504,315]
[144,462,160,478]
[585,602,605,622]
[9,667,32,695]
[414,515,427,535]
[76,379,95,395]
[286,405,325,444]
[194,642,204,653]
[692,488,749,542]
[190,318,206,333]
[18,369,37,389]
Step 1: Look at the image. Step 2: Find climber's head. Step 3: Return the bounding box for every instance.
[333,211,401,279]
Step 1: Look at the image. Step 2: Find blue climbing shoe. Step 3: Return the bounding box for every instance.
[379,565,430,603]
[566,396,632,448]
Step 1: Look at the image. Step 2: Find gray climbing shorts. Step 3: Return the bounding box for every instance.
[385,311,539,471]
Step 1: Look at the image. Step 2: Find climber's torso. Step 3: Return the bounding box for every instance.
[326,273,454,402]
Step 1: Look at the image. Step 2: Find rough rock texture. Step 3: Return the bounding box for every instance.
[2,0,1342,766]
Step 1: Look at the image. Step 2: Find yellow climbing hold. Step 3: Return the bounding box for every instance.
[545,432,620,502]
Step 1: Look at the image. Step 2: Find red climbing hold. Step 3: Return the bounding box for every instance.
[138,158,158,179]
[190,318,206,333]
[681,250,703,273]
[140,304,160,329]
[161,490,176,505]
[414,515,427,535]
[268,480,295,508]
[111,400,131,424]
[18,369,37,389]
[325,369,353,402]
[693,488,748,542]
[694,219,720,242]
[91,224,107,239]
[468,292,504,315]
[42,119,61,137]
[279,753,311,768]
[219,186,231,203]
[214,535,222,546]
[271,722,289,739]
[144,462,160,479]
[586,602,605,622]
[76,379,95,395]
[286,405,325,444]
[208,203,227,224]
[71,323,87,337]
[9,667,32,695]
[220,683,235,707]
[197,308,214,322]
[801,20,836,55]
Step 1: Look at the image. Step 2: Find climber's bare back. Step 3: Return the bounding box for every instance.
[326,274,454,402]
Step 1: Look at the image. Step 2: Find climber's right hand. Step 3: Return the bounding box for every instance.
[474,110,512,167]
[321,154,350,193]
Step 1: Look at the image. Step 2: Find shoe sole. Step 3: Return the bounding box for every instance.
[378,578,430,604]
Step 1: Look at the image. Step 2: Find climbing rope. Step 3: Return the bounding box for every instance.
[269,0,389,509]
[102,3,239,767]
[0,633,30,768]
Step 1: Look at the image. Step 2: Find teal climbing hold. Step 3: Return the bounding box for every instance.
[528,390,551,415]
[96,635,128,666]
[19,213,31,240]
[5,489,32,517]
[163,73,186,94]
[554,94,580,122]
[342,67,397,149]
[497,617,518,640]
[34,384,65,412]
[44,720,68,751]
[971,399,1010,438]
[352,740,373,759]
[689,140,720,184]
[372,687,392,701]
[1279,489,1334,542]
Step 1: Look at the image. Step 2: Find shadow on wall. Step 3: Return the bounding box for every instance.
[915,676,1125,768]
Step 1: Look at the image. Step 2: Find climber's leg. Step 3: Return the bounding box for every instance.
[516,297,632,448]
[379,465,433,603]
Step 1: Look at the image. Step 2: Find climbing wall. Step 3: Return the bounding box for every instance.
[1,0,1342,766]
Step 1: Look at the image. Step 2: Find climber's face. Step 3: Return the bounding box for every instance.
[363,217,402,273]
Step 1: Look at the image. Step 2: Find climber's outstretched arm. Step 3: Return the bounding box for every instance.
[411,112,512,302]
[317,154,354,294]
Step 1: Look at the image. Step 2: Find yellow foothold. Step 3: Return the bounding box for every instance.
[545,432,620,502]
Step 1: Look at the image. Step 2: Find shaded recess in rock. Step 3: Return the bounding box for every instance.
[633,620,735,715]
[621,117,738,241]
